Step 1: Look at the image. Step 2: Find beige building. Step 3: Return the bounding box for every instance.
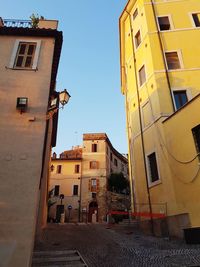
[50,133,128,223]
[0,18,63,266]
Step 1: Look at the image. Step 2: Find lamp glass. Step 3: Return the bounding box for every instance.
[59,89,70,105]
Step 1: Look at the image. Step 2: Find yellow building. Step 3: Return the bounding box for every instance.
[119,0,200,238]
[49,148,82,222]
[0,17,63,266]
[50,133,129,223]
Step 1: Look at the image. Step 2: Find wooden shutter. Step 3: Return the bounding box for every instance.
[88,179,91,191]
[96,179,100,192]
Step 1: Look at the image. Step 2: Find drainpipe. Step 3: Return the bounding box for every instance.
[150,0,175,112]
[126,10,154,235]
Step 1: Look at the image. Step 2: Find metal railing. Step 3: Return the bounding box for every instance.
[3,19,32,28]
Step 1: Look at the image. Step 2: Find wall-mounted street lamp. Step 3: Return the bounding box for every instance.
[48,89,71,119]
[59,89,71,107]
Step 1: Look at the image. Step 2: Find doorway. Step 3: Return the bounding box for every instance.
[88,201,98,222]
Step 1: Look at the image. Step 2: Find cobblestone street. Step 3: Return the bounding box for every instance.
[34,223,200,267]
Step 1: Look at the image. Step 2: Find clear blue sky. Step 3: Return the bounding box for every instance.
[1,0,128,155]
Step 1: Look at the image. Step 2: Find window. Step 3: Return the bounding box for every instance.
[89,179,99,192]
[133,9,138,20]
[139,65,146,86]
[14,42,36,68]
[57,165,62,174]
[73,185,78,196]
[90,161,99,169]
[158,16,171,31]
[110,152,113,161]
[135,30,141,48]
[173,90,188,110]
[114,158,118,167]
[192,13,200,27]
[165,52,181,70]
[147,152,160,184]
[92,143,97,152]
[192,125,200,157]
[9,40,41,70]
[54,185,60,196]
[75,164,80,173]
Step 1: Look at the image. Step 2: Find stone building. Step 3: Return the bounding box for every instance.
[50,133,128,223]
[0,17,63,266]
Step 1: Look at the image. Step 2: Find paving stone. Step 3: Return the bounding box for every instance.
[33,223,200,267]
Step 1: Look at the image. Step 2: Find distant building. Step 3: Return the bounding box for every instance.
[119,0,200,238]
[0,17,62,266]
[50,133,128,223]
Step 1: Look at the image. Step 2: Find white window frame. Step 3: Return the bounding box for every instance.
[157,15,174,31]
[9,39,41,70]
[172,88,192,110]
[146,150,161,187]
[138,64,146,87]
[190,12,200,28]
[164,50,183,71]
[132,8,139,21]
[134,28,142,49]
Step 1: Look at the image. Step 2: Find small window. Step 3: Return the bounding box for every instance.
[114,158,118,167]
[90,179,97,192]
[147,152,159,184]
[73,185,78,196]
[173,90,188,110]
[192,125,200,157]
[14,42,36,68]
[75,164,80,173]
[135,30,141,48]
[158,16,171,31]
[139,65,146,86]
[90,161,99,169]
[54,185,60,196]
[165,52,181,70]
[92,143,97,152]
[133,9,138,20]
[192,13,200,27]
[57,165,62,174]
[110,152,113,161]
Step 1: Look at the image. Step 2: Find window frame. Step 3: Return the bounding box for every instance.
[9,39,41,70]
[146,151,161,187]
[190,12,200,28]
[164,50,183,70]
[90,161,99,169]
[91,143,97,152]
[138,64,146,87]
[134,29,142,49]
[132,8,138,21]
[157,15,173,31]
[74,164,80,173]
[57,165,62,174]
[73,185,79,196]
[192,124,200,159]
[172,89,189,110]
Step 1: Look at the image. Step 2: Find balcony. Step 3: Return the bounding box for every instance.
[2,19,32,28]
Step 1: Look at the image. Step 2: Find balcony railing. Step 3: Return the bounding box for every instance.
[3,19,32,28]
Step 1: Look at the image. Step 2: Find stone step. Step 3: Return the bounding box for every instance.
[32,250,87,267]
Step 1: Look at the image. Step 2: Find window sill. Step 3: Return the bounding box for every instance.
[5,66,38,71]
[148,180,162,188]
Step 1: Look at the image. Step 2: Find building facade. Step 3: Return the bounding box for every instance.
[50,133,128,223]
[119,0,200,238]
[0,18,63,266]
